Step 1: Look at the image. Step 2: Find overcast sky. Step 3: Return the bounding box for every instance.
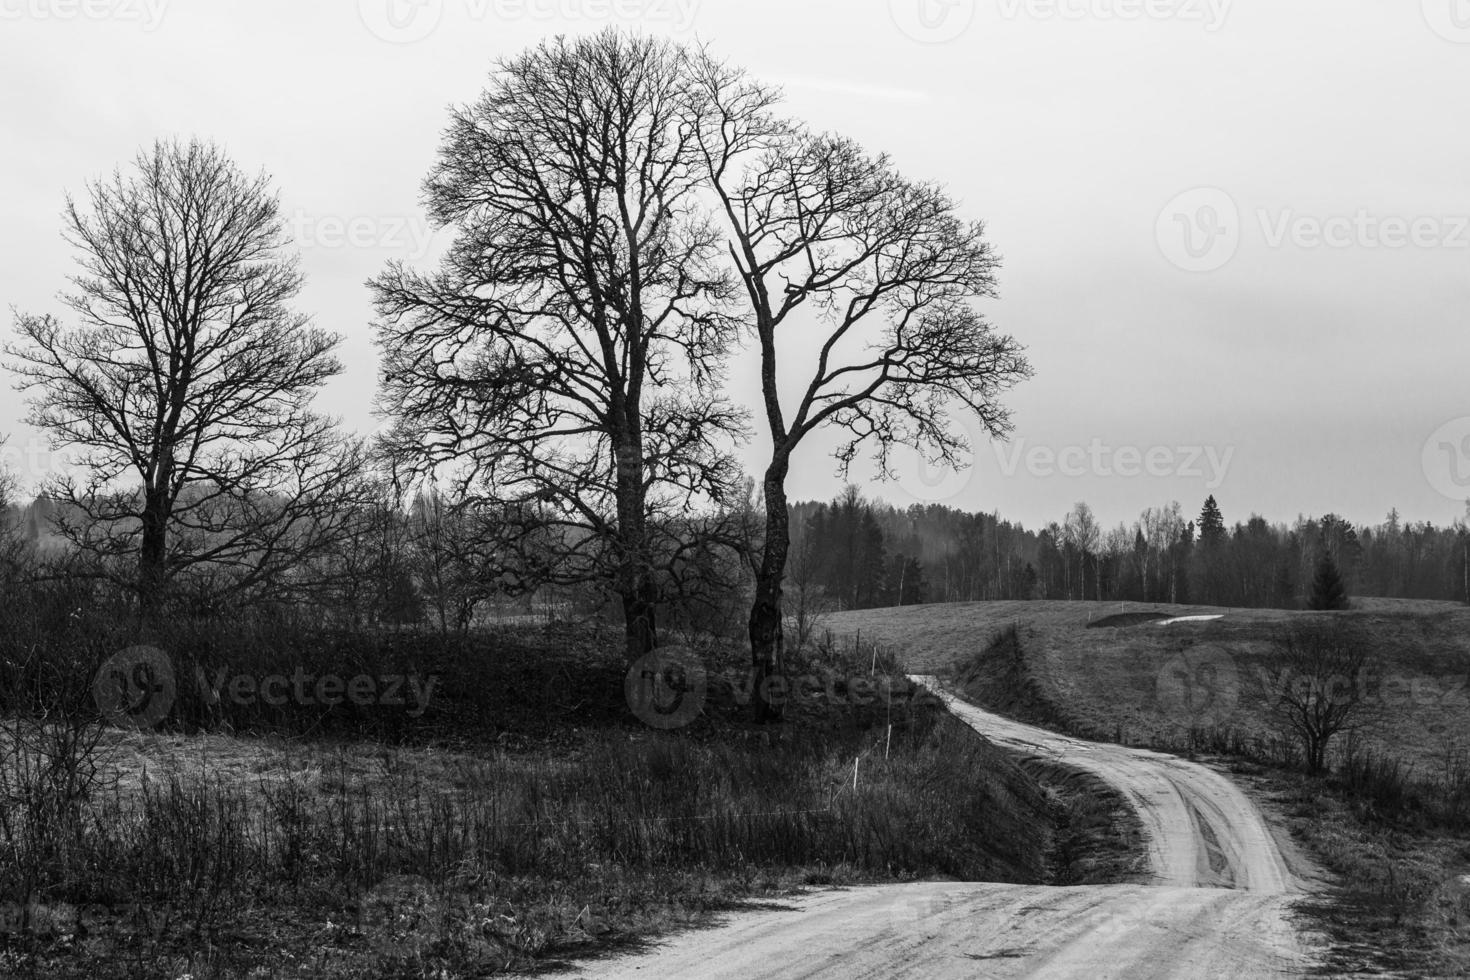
[2,0,1467,531]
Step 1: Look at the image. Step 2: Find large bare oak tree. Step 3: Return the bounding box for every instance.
[373,32,745,660]
[690,56,1033,710]
[6,138,360,613]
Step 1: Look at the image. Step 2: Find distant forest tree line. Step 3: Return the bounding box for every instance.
[6,481,1466,629]
[789,490,1470,612]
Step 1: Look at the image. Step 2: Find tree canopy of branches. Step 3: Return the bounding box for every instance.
[688,53,1033,704]
[1261,622,1376,773]
[5,138,362,613]
[372,32,745,660]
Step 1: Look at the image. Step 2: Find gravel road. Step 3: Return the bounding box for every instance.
[586,678,1317,979]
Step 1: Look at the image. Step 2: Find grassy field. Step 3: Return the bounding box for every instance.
[828,597,1470,774]
[0,616,1142,979]
[828,597,1470,977]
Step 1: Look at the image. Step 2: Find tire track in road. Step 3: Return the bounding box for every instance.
[919,678,1296,895]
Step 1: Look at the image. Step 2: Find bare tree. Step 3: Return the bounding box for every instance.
[689,57,1033,711]
[5,138,359,613]
[0,441,27,586]
[373,31,745,659]
[1261,621,1377,774]
[1139,502,1187,603]
[1064,501,1100,601]
[786,515,831,657]
[295,476,414,627]
[407,487,519,634]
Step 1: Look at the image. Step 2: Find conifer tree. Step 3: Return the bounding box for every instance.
[1198,496,1226,547]
[1308,551,1350,611]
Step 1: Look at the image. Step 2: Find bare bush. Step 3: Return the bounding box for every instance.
[1260,621,1378,774]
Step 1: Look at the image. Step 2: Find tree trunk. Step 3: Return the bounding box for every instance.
[748,456,790,722]
[1306,735,1326,775]
[622,584,658,661]
[139,486,169,616]
[614,433,657,661]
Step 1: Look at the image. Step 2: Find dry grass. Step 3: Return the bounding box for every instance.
[0,618,1072,979]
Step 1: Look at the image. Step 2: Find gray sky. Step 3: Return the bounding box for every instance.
[2,0,1468,531]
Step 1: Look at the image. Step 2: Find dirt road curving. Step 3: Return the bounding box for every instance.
[587,678,1319,979]
[920,678,1295,893]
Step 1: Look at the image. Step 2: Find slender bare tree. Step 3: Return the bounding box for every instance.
[372,31,745,659]
[689,56,1033,711]
[6,138,360,614]
[406,487,520,634]
[1064,501,1100,601]
[0,442,26,586]
[1261,621,1377,773]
